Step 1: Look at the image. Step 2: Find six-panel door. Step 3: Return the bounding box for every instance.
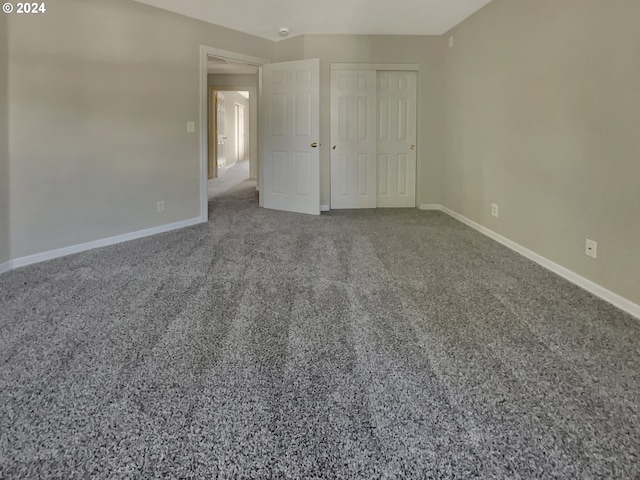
[330,70,378,209]
[261,59,320,216]
[377,71,417,208]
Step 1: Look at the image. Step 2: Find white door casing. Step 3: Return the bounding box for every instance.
[377,71,417,208]
[330,70,377,209]
[260,59,320,215]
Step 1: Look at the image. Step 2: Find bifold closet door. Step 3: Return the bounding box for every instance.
[377,71,417,208]
[330,70,377,209]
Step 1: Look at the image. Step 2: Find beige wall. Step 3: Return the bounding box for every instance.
[302,35,445,207]
[8,0,274,258]
[443,0,640,305]
[0,14,9,265]
[275,36,305,62]
[208,74,258,89]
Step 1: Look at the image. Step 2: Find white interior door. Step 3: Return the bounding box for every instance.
[330,70,377,209]
[216,92,226,168]
[260,59,320,215]
[377,71,417,208]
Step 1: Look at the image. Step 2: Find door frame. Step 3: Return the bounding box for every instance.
[330,63,420,208]
[199,46,268,222]
[208,90,224,179]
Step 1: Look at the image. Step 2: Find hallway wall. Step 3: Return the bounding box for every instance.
[209,75,258,179]
[221,91,249,166]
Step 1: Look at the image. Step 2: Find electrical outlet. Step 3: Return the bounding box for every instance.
[157,201,165,212]
[491,203,499,217]
[585,239,597,259]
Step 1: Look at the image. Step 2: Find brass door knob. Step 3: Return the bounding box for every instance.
[332,145,337,150]
[410,144,416,150]
[311,142,318,148]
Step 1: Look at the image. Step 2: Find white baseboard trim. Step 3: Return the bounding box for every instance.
[437,205,640,320]
[11,217,204,270]
[320,205,330,212]
[0,260,11,274]
[419,204,443,210]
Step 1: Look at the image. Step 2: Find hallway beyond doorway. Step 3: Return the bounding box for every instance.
[207,158,252,202]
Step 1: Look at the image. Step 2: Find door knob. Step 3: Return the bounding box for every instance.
[332,145,337,150]
[410,144,415,150]
[311,142,318,148]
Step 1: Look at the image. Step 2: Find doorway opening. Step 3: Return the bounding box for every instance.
[199,46,268,221]
[205,52,260,204]
[208,88,252,201]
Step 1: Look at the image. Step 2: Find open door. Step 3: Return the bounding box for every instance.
[208,90,227,179]
[216,92,227,169]
[207,90,216,179]
[260,59,320,215]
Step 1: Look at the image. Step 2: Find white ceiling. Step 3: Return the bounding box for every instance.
[133,0,494,41]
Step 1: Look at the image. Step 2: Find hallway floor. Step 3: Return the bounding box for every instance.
[207,159,252,202]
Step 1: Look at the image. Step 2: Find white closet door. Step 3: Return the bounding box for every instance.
[330,70,377,209]
[377,71,417,208]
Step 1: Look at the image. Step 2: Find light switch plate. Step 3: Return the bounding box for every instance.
[187,121,195,133]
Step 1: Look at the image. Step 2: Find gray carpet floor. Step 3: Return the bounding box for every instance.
[1,178,639,479]
[208,159,250,201]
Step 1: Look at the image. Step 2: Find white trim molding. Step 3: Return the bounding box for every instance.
[0,260,11,274]
[320,205,330,212]
[331,63,420,71]
[419,204,442,210]
[423,204,640,320]
[11,217,203,270]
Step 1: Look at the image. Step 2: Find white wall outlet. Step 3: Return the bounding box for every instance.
[491,203,499,217]
[157,201,165,213]
[186,121,195,133]
[585,239,598,259]
[449,36,454,47]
